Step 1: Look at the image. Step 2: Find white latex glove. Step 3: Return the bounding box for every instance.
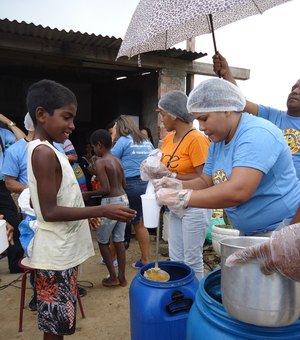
[155,188,192,218]
[225,223,300,281]
[152,177,183,191]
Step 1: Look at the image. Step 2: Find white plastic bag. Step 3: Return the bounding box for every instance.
[140,149,172,180]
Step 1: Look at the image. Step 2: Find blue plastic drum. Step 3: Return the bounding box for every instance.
[130,261,199,340]
[186,269,300,339]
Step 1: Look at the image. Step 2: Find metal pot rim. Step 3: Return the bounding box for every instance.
[219,236,269,249]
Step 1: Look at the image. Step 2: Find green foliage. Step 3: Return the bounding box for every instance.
[223,210,231,226]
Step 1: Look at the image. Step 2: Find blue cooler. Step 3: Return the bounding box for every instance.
[130,261,199,340]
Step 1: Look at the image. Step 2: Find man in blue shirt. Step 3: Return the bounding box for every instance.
[213,52,300,180]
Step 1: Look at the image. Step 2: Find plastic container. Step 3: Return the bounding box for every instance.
[0,219,9,254]
[141,193,161,228]
[130,261,199,340]
[211,225,240,255]
[186,269,300,339]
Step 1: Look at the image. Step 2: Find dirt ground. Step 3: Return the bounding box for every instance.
[0,230,220,340]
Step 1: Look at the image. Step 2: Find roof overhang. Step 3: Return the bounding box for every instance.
[0,19,250,80]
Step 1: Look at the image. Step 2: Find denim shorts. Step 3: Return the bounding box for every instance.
[125,176,147,225]
[96,194,129,244]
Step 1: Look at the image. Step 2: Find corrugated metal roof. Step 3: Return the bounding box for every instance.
[0,19,206,61]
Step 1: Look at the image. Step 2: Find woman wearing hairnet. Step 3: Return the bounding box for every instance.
[154,79,300,244]
[145,90,211,280]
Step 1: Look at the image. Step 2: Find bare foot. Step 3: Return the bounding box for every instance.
[102,277,120,287]
[118,278,128,287]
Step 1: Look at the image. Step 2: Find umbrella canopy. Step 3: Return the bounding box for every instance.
[117,0,294,59]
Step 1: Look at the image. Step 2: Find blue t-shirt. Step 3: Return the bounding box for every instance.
[0,128,16,180]
[203,113,300,235]
[2,138,65,184]
[111,135,154,178]
[258,105,300,180]
[2,138,28,184]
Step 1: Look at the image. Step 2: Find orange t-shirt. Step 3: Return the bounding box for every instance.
[161,130,210,175]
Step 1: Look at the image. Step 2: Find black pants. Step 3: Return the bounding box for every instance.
[0,181,24,273]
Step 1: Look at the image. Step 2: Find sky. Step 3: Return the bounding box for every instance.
[0,0,299,110]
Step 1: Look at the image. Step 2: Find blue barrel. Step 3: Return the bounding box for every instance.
[130,261,199,340]
[186,269,300,339]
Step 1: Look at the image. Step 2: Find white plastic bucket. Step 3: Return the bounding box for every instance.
[141,194,161,228]
[0,219,9,254]
[212,225,240,255]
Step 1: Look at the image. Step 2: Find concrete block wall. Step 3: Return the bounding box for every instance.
[157,68,187,145]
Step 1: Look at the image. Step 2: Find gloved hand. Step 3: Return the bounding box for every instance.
[155,188,192,218]
[140,158,175,180]
[152,177,183,191]
[225,223,300,282]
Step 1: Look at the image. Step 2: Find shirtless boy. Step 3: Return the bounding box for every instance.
[85,129,129,287]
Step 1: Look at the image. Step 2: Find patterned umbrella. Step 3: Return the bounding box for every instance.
[117,0,293,59]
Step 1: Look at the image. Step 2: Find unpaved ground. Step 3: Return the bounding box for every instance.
[0,231,220,340]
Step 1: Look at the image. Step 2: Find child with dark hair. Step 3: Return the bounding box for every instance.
[84,129,129,287]
[105,120,117,136]
[27,79,77,122]
[25,79,136,339]
[140,127,154,145]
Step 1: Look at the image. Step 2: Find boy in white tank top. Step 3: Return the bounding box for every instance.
[25,79,136,339]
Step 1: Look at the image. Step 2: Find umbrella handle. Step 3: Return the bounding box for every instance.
[208,14,218,54]
[208,14,220,78]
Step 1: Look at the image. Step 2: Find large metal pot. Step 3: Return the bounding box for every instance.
[220,236,300,327]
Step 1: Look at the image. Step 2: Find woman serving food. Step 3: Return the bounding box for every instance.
[154,78,300,237]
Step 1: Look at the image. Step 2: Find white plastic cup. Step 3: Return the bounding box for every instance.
[0,219,9,254]
[145,181,155,195]
[141,194,161,228]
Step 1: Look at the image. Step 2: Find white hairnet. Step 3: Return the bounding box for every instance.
[187,78,246,113]
[24,112,34,131]
[158,90,194,123]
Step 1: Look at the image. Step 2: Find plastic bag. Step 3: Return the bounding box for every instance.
[18,188,37,258]
[140,149,173,181]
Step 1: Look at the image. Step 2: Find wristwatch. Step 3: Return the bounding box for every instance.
[8,121,16,126]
